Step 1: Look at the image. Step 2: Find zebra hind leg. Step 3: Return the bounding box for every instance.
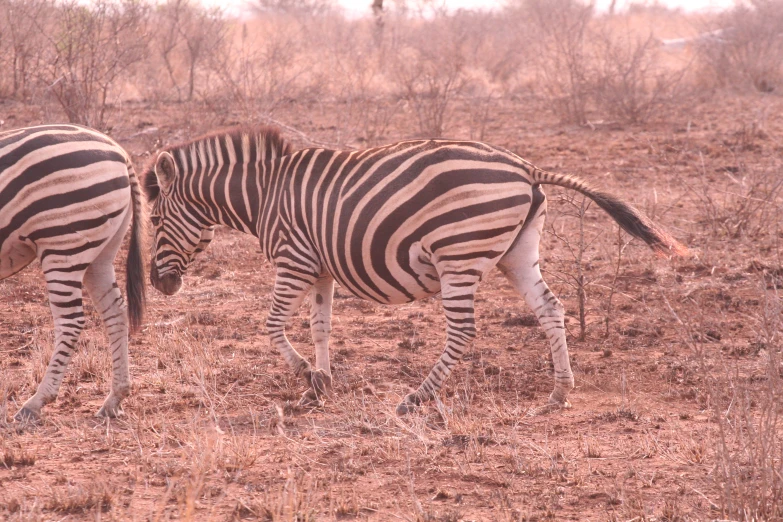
[396,276,479,416]
[496,194,574,413]
[266,267,327,407]
[299,276,335,407]
[84,264,131,417]
[83,208,133,418]
[15,267,88,422]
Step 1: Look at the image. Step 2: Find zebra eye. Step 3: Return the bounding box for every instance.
[150,216,161,226]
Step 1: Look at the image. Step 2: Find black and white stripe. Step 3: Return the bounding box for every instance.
[142,126,685,413]
[1,124,145,421]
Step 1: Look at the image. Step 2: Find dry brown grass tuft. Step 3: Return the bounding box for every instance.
[1,442,36,469]
[44,483,113,515]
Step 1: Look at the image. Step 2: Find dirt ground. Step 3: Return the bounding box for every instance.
[1,92,782,521]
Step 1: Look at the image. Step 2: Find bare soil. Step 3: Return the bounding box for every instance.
[1,93,782,521]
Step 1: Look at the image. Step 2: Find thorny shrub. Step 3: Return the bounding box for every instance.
[593,26,691,124]
[390,19,467,138]
[688,161,783,239]
[697,0,783,93]
[713,287,783,520]
[38,0,148,128]
[516,0,594,124]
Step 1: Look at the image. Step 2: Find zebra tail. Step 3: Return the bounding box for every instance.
[126,160,147,333]
[530,168,689,257]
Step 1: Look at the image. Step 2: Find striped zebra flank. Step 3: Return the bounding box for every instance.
[142,125,686,415]
[1,124,146,422]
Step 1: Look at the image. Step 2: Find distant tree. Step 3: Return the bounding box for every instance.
[251,0,333,16]
[372,0,384,46]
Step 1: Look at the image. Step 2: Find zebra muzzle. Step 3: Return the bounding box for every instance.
[150,265,183,296]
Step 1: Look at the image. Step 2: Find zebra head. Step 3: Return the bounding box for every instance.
[147,151,215,296]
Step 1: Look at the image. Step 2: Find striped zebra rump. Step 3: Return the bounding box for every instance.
[1,124,145,422]
[143,125,687,415]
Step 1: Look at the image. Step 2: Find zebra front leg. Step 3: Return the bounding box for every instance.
[396,279,478,415]
[15,272,86,422]
[84,261,131,418]
[265,268,323,405]
[300,276,335,407]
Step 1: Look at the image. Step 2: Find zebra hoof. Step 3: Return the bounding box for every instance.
[96,405,124,419]
[298,388,325,409]
[527,398,571,417]
[548,390,572,410]
[14,407,41,424]
[309,369,332,397]
[395,394,422,416]
[96,394,126,418]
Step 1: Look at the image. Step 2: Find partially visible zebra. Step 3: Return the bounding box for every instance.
[1,124,145,421]
[142,126,686,414]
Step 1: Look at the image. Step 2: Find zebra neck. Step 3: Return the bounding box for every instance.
[188,162,263,236]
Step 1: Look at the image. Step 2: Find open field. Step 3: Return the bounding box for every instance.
[1,90,781,521]
[1,1,783,520]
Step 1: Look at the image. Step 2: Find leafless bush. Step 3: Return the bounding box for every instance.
[390,17,468,138]
[32,0,149,127]
[0,0,50,99]
[603,226,630,337]
[251,0,333,17]
[506,1,694,124]
[149,0,226,102]
[516,0,594,124]
[687,161,783,239]
[593,25,690,124]
[311,17,393,145]
[462,91,498,141]
[207,14,315,118]
[697,0,783,92]
[446,9,528,94]
[713,286,783,520]
[548,194,599,341]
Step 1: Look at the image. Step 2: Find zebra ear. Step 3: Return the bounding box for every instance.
[154,151,176,193]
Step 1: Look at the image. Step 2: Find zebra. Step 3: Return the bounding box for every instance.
[142,125,686,415]
[1,124,145,421]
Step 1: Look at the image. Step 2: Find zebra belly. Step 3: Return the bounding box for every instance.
[322,238,442,305]
[327,266,441,305]
[319,244,435,305]
[0,240,36,279]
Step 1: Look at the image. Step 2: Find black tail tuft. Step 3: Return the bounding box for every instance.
[126,163,147,333]
[530,167,688,257]
[590,191,689,257]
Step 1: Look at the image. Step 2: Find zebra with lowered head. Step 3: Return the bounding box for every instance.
[142,125,686,415]
[1,124,145,421]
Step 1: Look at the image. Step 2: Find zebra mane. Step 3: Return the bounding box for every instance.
[141,125,292,202]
